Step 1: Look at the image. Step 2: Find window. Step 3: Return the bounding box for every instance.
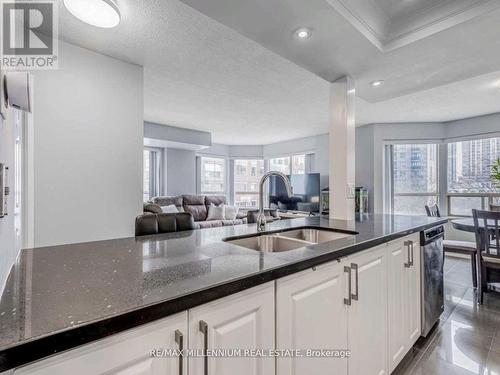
[269,157,291,174]
[447,137,500,216]
[143,148,162,202]
[269,154,307,175]
[389,144,438,215]
[234,159,264,208]
[292,154,306,174]
[200,157,226,194]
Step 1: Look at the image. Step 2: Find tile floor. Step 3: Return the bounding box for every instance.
[394,256,500,375]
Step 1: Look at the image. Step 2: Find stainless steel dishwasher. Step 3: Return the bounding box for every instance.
[420,225,445,337]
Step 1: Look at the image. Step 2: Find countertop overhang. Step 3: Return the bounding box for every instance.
[0,214,447,371]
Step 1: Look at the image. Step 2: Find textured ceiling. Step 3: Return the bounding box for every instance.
[55,0,500,145]
[356,71,500,126]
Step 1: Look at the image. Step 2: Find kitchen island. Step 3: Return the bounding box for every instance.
[0,214,447,374]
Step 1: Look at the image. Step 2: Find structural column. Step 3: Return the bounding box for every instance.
[329,76,356,220]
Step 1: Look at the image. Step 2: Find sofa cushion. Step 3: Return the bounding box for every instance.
[196,220,223,229]
[224,205,239,220]
[143,202,162,214]
[183,195,207,221]
[135,214,159,236]
[135,212,196,236]
[206,195,227,206]
[152,196,184,212]
[221,219,245,226]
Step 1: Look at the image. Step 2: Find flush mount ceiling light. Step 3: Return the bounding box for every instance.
[64,0,121,28]
[370,80,384,87]
[294,27,312,40]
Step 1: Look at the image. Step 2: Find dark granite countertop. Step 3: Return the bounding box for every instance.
[0,214,447,371]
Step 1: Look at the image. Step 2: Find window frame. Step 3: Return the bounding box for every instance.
[267,153,309,175]
[446,136,500,216]
[198,155,228,196]
[233,158,265,209]
[386,143,440,216]
[143,147,163,202]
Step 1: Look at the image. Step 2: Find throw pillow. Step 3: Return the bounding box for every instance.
[161,204,179,213]
[207,203,225,221]
[224,205,239,220]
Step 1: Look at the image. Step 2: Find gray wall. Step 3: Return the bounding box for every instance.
[166,148,197,196]
[32,41,144,247]
[0,109,17,293]
[355,125,375,214]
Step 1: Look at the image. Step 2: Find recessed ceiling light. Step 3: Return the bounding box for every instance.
[64,0,121,28]
[370,80,384,87]
[294,27,312,40]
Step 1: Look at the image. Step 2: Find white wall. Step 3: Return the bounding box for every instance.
[166,148,197,196]
[31,41,144,247]
[0,109,17,292]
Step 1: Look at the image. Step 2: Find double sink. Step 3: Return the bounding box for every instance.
[224,228,357,253]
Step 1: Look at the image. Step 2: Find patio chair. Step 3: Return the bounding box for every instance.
[425,204,478,287]
[473,209,500,304]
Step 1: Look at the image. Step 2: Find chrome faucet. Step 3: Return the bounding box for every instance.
[257,171,293,232]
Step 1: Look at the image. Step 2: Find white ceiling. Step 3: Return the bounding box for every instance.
[325,0,500,51]
[55,0,500,144]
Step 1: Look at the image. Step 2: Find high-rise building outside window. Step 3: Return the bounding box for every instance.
[234,159,264,208]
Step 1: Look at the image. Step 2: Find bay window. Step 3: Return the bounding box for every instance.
[447,137,500,216]
[269,157,291,174]
[388,144,438,215]
[234,159,265,208]
[200,157,226,194]
[269,154,307,175]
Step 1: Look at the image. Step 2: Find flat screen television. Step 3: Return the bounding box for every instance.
[268,173,320,213]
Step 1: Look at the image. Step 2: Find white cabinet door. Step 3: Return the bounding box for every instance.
[387,234,422,372]
[387,240,409,372]
[15,312,188,375]
[347,244,388,375]
[406,235,421,347]
[276,261,349,375]
[188,283,275,375]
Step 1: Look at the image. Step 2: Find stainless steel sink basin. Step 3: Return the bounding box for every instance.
[226,235,312,253]
[276,228,355,244]
[225,228,357,252]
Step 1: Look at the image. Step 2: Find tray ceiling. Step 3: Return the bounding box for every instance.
[326,0,500,51]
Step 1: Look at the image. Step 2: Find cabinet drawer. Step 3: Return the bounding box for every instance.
[15,312,188,375]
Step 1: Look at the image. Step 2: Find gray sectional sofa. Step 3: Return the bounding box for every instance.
[151,195,248,229]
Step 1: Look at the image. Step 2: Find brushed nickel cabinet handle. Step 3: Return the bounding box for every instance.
[409,241,414,267]
[175,330,184,375]
[344,266,352,305]
[351,263,359,301]
[404,241,412,268]
[199,320,209,375]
